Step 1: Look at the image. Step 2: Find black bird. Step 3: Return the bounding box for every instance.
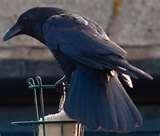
[3,7,153,132]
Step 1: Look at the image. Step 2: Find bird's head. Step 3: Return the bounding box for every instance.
[3,7,65,42]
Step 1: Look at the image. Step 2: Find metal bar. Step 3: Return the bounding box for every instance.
[33,128,37,136]
[28,84,70,90]
[36,76,46,136]
[27,78,40,120]
[28,75,68,90]
[29,84,57,89]
[11,120,77,125]
[54,75,66,86]
[11,120,160,133]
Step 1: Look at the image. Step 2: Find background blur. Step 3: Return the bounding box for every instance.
[0,0,160,136]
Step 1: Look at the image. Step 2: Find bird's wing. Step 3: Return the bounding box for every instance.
[43,14,126,70]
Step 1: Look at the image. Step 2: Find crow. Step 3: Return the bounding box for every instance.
[3,7,153,132]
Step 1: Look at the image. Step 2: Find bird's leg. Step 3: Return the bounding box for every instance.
[53,75,70,111]
[58,81,70,111]
[58,83,66,111]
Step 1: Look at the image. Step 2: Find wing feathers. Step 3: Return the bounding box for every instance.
[43,13,152,79]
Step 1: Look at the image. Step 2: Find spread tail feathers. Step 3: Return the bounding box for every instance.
[64,67,142,132]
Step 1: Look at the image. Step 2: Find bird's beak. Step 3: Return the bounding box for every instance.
[3,24,22,41]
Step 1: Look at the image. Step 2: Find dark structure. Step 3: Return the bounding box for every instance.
[3,7,153,132]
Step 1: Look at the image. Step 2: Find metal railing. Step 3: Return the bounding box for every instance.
[11,76,84,136]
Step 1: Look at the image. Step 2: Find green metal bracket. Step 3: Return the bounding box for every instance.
[10,75,75,136]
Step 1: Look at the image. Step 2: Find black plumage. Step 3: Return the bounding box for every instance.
[3,7,153,132]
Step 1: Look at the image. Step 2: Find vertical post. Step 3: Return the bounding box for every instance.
[27,78,40,120]
[36,76,46,136]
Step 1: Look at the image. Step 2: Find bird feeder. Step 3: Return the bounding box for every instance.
[11,76,84,136]
[38,111,84,136]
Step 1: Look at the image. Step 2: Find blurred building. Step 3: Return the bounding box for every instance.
[0,0,160,135]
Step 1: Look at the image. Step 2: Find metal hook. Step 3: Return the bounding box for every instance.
[36,76,43,87]
[27,78,35,88]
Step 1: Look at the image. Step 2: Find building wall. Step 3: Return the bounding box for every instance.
[0,0,160,78]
